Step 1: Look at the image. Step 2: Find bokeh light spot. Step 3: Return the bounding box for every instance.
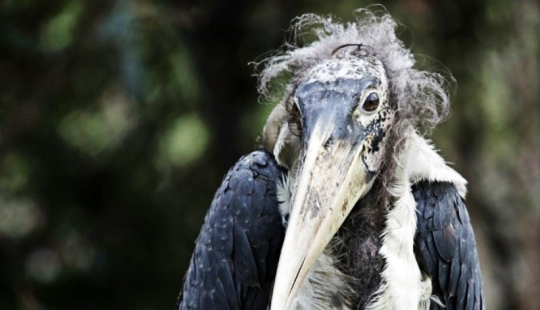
[26,249,62,283]
[39,1,83,52]
[159,114,209,167]
[0,198,41,238]
[60,233,96,272]
[0,153,29,192]
[58,87,135,156]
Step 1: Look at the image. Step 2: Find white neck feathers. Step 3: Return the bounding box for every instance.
[367,129,467,310]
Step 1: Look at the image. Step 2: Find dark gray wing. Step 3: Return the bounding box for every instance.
[413,181,484,310]
[178,151,285,310]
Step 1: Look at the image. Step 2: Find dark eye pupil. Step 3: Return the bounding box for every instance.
[362,93,380,112]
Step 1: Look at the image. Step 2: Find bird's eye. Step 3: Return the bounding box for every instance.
[362,92,380,113]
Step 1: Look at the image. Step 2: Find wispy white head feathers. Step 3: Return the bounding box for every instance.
[256,8,453,131]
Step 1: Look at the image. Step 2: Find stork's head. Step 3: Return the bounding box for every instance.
[263,44,396,309]
[282,46,393,178]
[258,9,451,309]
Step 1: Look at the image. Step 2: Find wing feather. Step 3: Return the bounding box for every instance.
[178,151,285,310]
[413,181,484,310]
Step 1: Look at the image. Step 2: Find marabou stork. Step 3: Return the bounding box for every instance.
[178,9,484,310]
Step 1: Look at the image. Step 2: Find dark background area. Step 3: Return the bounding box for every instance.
[0,0,539,309]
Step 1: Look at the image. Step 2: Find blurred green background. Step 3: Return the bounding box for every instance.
[0,0,539,309]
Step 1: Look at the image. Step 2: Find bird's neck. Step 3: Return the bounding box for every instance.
[334,178,389,308]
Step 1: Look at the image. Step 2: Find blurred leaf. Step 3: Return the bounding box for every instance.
[0,153,30,193]
[39,1,83,52]
[0,198,41,238]
[26,248,62,283]
[158,113,210,168]
[57,87,135,156]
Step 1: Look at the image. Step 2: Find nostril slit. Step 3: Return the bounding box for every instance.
[324,137,334,149]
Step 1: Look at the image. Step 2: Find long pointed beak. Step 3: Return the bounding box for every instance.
[270,114,374,309]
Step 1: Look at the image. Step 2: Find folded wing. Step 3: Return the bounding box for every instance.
[178,151,285,310]
[413,181,484,310]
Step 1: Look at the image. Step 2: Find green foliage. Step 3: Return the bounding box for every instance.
[39,1,83,52]
[158,114,210,168]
